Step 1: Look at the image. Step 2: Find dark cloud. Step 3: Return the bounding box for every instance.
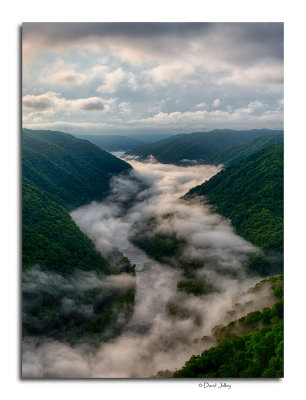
[23,22,283,65]
[23,96,53,111]
[81,99,105,111]
[22,22,212,41]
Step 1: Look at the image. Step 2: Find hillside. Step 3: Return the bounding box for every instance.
[22,180,112,274]
[173,276,283,378]
[22,129,135,344]
[124,129,283,165]
[22,129,132,210]
[211,134,284,166]
[187,144,284,254]
[74,134,145,152]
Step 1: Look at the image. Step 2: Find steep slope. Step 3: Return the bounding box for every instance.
[125,129,283,165]
[22,129,135,343]
[173,276,283,378]
[22,129,132,210]
[22,180,111,274]
[74,134,145,152]
[211,133,284,166]
[187,144,284,253]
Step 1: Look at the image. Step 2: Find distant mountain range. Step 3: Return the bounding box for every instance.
[73,133,172,152]
[124,129,283,165]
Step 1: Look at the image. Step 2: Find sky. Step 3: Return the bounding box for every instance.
[22,22,284,135]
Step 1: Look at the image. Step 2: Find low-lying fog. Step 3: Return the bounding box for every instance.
[22,158,273,378]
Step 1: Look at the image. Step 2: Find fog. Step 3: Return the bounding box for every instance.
[22,159,275,378]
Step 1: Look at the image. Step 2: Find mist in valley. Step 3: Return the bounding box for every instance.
[22,158,275,378]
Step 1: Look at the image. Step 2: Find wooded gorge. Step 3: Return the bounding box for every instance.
[22,128,283,378]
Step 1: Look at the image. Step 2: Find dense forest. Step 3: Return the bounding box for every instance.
[22,129,131,210]
[22,128,284,378]
[174,276,283,378]
[22,180,111,274]
[187,144,284,255]
[125,129,283,165]
[22,129,135,344]
[211,134,283,166]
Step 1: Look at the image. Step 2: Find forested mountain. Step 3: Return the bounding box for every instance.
[74,134,145,152]
[124,129,283,165]
[187,143,283,257]
[211,133,284,166]
[22,180,112,274]
[22,129,131,210]
[174,276,283,378]
[22,129,135,344]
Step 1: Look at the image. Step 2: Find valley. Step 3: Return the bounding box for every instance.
[22,129,283,378]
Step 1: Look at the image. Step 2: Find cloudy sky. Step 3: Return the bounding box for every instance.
[22,22,283,135]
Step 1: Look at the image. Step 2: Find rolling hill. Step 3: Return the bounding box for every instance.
[125,129,283,165]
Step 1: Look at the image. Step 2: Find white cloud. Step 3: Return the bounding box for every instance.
[127,101,283,130]
[40,59,88,86]
[196,102,207,109]
[212,98,221,107]
[143,63,202,86]
[22,120,113,133]
[217,63,284,87]
[97,68,126,93]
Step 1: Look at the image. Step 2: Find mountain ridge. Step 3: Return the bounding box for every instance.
[125,129,283,165]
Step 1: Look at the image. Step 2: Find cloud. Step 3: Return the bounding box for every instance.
[97,68,126,93]
[22,91,110,114]
[212,98,221,107]
[127,101,283,130]
[196,102,207,109]
[40,59,88,86]
[22,92,54,111]
[22,120,114,133]
[143,63,202,86]
[217,62,284,86]
[22,22,284,133]
[23,23,283,69]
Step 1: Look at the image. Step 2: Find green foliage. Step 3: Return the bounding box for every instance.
[177,279,213,295]
[173,276,284,378]
[23,129,131,210]
[174,321,283,378]
[22,129,136,344]
[125,129,283,165]
[22,181,111,274]
[132,234,184,262]
[23,266,135,345]
[188,144,283,255]
[211,134,284,166]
